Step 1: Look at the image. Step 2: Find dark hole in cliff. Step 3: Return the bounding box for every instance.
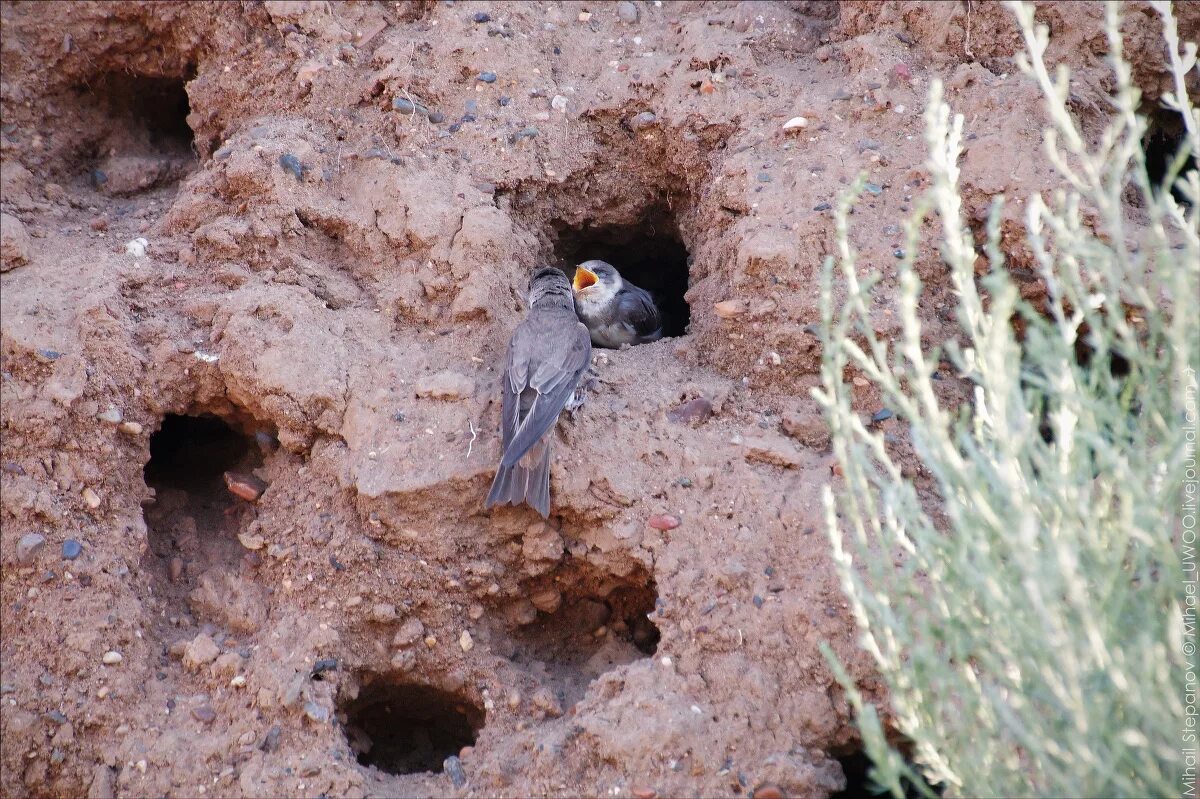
[340,679,483,775]
[73,72,196,192]
[1143,108,1195,205]
[831,749,943,799]
[553,207,691,340]
[141,415,266,632]
[502,561,661,709]
[145,415,255,490]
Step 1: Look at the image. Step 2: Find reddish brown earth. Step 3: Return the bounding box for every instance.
[1,2,1194,797]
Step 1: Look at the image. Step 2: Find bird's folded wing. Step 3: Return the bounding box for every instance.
[502,321,591,466]
[618,286,663,340]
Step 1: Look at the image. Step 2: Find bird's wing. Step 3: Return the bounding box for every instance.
[616,284,663,341]
[501,316,591,466]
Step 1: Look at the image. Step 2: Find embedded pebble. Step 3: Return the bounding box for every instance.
[96,406,122,424]
[751,785,785,799]
[667,397,713,424]
[392,97,426,115]
[312,657,338,676]
[81,488,101,508]
[124,238,148,257]
[551,94,568,113]
[616,0,639,22]
[459,630,474,652]
[169,557,184,582]
[530,588,562,613]
[647,514,681,531]
[782,116,808,132]
[191,705,216,724]
[813,202,832,211]
[871,408,895,423]
[477,71,497,83]
[393,617,425,647]
[303,701,330,723]
[630,111,656,130]
[444,755,467,787]
[16,533,45,565]
[472,11,491,23]
[279,153,304,180]
[118,421,143,435]
[224,472,267,501]
[102,651,123,665]
[61,539,82,560]
[261,725,282,752]
[183,633,220,671]
[713,299,746,319]
[370,603,397,622]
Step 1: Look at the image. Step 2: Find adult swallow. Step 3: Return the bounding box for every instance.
[485,267,593,517]
[571,259,663,349]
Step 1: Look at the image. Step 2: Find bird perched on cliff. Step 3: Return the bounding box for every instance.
[571,260,663,349]
[485,267,592,517]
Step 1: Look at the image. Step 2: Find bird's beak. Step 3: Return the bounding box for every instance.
[573,266,597,291]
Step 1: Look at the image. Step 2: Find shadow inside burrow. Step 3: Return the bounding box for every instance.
[552,205,692,339]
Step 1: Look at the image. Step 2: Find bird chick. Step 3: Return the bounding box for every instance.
[571,260,663,349]
[485,267,592,517]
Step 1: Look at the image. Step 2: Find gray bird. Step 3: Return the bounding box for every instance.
[571,260,663,349]
[485,267,592,517]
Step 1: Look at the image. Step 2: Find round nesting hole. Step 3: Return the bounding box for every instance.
[1142,107,1196,205]
[341,679,484,776]
[552,205,691,340]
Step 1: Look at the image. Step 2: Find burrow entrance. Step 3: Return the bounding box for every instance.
[339,678,483,775]
[1142,108,1196,205]
[499,559,661,709]
[831,749,943,799]
[141,414,270,634]
[67,72,196,195]
[553,206,691,339]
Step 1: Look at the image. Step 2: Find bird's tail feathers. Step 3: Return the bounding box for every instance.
[484,438,551,517]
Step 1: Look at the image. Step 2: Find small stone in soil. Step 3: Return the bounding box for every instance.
[648,514,681,531]
[427,111,446,123]
[279,153,304,180]
[169,557,184,582]
[102,651,122,665]
[44,710,68,725]
[893,248,905,258]
[16,533,45,565]
[871,408,895,423]
[499,95,511,106]
[303,701,330,723]
[261,725,282,752]
[62,539,82,560]
[630,111,657,130]
[444,755,467,787]
[616,1,638,23]
[668,397,714,424]
[224,472,267,501]
[311,657,338,677]
[472,11,490,22]
[477,71,497,83]
[864,182,883,194]
[191,705,216,724]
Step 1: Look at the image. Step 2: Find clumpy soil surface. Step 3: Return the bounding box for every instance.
[1,1,1194,797]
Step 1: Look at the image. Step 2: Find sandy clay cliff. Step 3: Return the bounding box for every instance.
[1,1,1195,797]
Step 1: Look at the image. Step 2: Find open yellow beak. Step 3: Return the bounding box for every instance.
[573,265,597,291]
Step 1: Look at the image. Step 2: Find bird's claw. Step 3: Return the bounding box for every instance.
[566,373,600,419]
